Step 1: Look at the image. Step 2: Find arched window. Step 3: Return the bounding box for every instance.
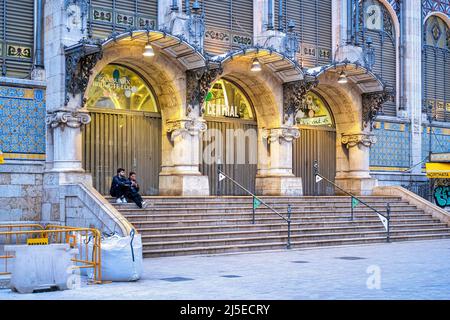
[358,0,397,116]
[86,64,158,112]
[423,15,450,122]
[204,79,255,120]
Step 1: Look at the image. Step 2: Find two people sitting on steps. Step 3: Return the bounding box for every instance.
[110,168,147,208]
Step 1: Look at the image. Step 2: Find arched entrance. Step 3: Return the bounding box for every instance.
[292,91,336,195]
[82,64,162,195]
[200,78,258,195]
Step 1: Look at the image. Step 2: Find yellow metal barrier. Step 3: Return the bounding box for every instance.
[0,224,102,284]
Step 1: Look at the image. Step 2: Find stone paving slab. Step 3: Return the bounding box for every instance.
[0,239,449,300]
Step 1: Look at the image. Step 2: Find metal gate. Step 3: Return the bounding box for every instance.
[200,118,257,195]
[293,127,336,195]
[82,110,162,196]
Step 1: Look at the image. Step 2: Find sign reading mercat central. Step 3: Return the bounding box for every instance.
[205,104,240,118]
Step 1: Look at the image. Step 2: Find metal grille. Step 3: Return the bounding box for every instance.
[200,118,257,195]
[293,127,336,196]
[358,0,397,116]
[0,0,34,78]
[88,0,158,40]
[82,110,162,196]
[284,0,332,68]
[401,181,432,202]
[422,15,450,122]
[184,0,253,55]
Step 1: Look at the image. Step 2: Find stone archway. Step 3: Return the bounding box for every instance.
[308,63,393,195]
[211,48,306,195]
[81,31,211,196]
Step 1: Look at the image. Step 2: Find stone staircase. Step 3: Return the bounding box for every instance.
[109,196,450,257]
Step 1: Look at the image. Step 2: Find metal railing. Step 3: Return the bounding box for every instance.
[313,161,391,243]
[217,164,292,249]
[0,224,103,283]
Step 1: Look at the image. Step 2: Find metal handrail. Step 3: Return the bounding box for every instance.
[313,161,391,243]
[217,166,292,249]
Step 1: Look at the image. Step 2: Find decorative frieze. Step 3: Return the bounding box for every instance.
[186,66,223,116]
[45,110,91,130]
[166,118,207,140]
[262,127,300,144]
[341,133,377,149]
[362,89,395,130]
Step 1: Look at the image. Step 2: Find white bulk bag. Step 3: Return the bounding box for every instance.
[83,230,143,282]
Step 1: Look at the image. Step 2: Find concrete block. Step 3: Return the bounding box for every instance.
[41,203,52,221]
[10,174,36,185]
[5,244,78,294]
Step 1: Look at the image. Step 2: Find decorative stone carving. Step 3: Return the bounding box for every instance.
[362,88,395,130]
[186,65,223,116]
[65,0,89,33]
[283,77,318,123]
[341,133,377,149]
[46,110,91,130]
[65,39,103,106]
[262,127,300,144]
[166,118,207,140]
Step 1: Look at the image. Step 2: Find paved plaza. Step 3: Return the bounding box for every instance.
[1,239,450,300]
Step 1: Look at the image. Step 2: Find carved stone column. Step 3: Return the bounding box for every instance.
[45,109,91,172]
[256,126,303,196]
[159,118,210,196]
[335,132,378,195]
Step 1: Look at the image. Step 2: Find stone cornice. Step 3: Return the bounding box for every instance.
[341,133,377,149]
[262,127,300,144]
[166,118,207,139]
[45,109,91,129]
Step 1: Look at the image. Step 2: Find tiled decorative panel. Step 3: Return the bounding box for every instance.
[370,121,410,170]
[422,0,450,18]
[0,86,46,160]
[421,125,450,162]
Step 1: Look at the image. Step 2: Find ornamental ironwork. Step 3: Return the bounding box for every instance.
[283,77,319,123]
[186,65,223,116]
[65,39,103,106]
[362,88,395,130]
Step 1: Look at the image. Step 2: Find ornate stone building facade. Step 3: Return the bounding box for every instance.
[0,0,449,232]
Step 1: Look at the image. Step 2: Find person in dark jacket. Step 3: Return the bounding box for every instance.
[110,168,131,203]
[126,171,147,208]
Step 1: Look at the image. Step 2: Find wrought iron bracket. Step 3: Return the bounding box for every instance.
[361,87,395,130]
[282,76,319,123]
[64,39,103,106]
[186,64,223,116]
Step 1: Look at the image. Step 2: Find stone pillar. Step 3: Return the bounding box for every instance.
[159,118,210,195]
[332,0,364,64]
[403,0,422,174]
[336,132,378,195]
[255,126,303,196]
[254,0,285,50]
[45,110,91,172]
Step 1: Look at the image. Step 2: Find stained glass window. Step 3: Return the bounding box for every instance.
[204,79,255,120]
[86,64,158,112]
[295,92,334,128]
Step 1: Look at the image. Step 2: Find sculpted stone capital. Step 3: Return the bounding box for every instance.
[45,109,91,130]
[166,118,207,140]
[341,133,377,149]
[262,127,300,144]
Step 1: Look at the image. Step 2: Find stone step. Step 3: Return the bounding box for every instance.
[142,233,450,257]
[123,211,430,222]
[114,202,412,211]
[135,221,447,235]
[139,224,450,242]
[142,228,450,250]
